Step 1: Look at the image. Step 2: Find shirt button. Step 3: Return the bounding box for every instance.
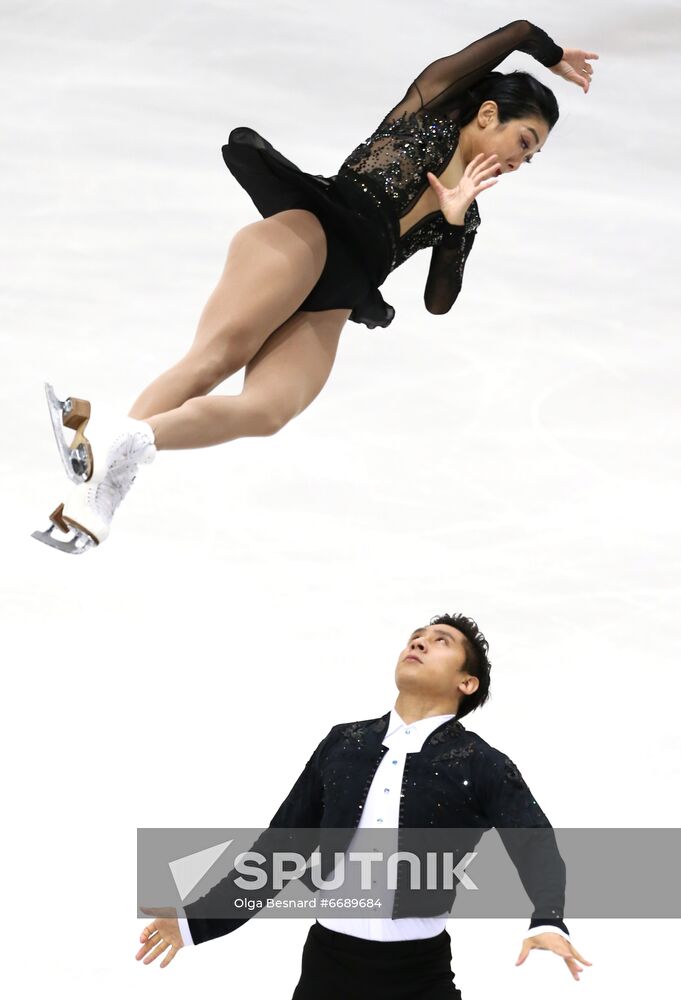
[392,760,398,764]
[405,728,411,734]
[377,817,383,823]
[384,787,390,793]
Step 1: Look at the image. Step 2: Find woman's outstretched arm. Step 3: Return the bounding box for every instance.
[381,20,564,125]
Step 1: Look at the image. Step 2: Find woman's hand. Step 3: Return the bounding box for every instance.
[549,48,599,93]
[426,153,499,226]
[516,931,592,981]
[135,908,184,969]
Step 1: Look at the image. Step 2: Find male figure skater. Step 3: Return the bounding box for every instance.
[136,613,591,997]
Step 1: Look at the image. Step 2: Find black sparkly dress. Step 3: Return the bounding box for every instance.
[221,20,563,329]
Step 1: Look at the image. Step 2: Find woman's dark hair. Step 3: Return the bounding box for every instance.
[430,612,492,720]
[454,70,559,130]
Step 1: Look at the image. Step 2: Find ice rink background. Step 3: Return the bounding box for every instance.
[2,0,680,996]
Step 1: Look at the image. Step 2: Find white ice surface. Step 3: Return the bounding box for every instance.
[1,1,680,997]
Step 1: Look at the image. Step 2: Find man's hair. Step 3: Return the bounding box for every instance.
[429,612,492,720]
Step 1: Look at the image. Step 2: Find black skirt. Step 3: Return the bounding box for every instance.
[221,127,396,329]
[291,922,463,1000]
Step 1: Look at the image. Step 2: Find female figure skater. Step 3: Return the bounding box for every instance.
[34,20,598,553]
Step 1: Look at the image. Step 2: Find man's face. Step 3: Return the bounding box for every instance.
[395,623,475,703]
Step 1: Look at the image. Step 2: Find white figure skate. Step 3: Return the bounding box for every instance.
[44,382,94,483]
[32,418,156,554]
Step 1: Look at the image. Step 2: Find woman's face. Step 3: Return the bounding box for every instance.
[466,101,550,176]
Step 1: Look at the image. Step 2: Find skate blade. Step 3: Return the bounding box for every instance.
[44,382,93,483]
[31,525,96,555]
[31,505,97,555]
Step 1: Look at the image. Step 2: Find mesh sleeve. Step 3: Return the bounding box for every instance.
[382,20,563,124]
[424,227,477,315]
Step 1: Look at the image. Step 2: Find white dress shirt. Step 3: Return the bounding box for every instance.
[177,707,568,946]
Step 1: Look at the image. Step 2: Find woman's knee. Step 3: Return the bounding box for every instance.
[242,394,299,437]
[254,405,295,437]
[188,320,263,385]
[174,394,209,429]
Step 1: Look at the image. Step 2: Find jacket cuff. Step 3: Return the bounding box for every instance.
[528,916,569,937]
[177,916,194,947]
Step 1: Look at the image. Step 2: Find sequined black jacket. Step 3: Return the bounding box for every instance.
[333,20,563,314]
[185,712,568,945]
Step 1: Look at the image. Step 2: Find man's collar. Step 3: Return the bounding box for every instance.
[354,711,465,748]
[386,705,456,739]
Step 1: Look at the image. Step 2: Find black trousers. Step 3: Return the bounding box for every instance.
[291,921,463,1000]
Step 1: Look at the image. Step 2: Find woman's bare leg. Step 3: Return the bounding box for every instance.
[128,209,328,419]
[143,307,350,449]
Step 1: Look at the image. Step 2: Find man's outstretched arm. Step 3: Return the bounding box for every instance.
[476,748,592,982]
[136,729,331,966]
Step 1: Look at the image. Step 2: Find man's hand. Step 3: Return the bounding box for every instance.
[135,907,184,969]
[516,931,592,981]
[549,49,599,93]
